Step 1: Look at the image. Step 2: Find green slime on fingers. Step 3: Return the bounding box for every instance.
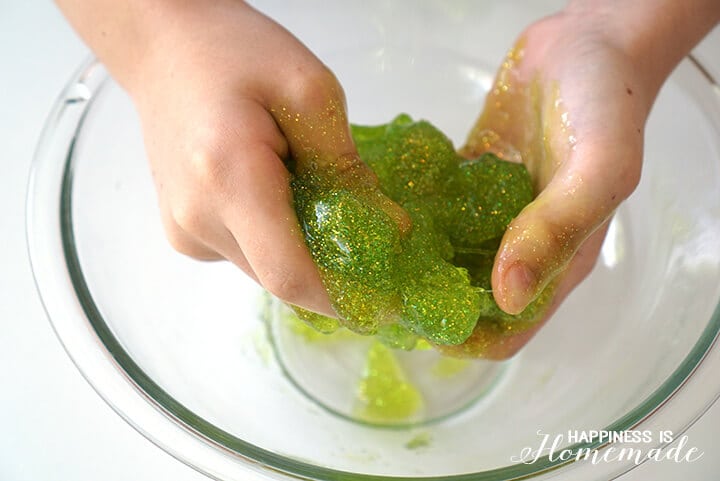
[290,114,549,357]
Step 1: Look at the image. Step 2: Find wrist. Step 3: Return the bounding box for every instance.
[56,0,254,95]
[564,0,720,101]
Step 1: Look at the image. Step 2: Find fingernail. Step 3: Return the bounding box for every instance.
[502,262,537,315]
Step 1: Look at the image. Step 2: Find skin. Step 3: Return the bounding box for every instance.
[56,0,720,355]
[467,1,720,318]
[56,0,409,316]
[453,0,720,357]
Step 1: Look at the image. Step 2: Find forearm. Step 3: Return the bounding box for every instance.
[55,0,166,89]
[54,0,259,92]
[566,0,720,99]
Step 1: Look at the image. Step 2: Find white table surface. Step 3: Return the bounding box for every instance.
[1,2,718,480]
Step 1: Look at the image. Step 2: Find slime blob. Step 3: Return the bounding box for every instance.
[290,115,550,358]
[356,341,423,423]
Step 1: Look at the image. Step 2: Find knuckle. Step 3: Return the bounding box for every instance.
[261,268,307,305]
[575,256,598,284]
[164,221,201,258]
[603,147,642,203]
[170,200,204,235]
[538,218,584,268]
[571,230,607,281]
[288,64,341,107]
[188,144,225,188]
[186,123,232,188]
[163,221,221,260]
[568,244,600,285]
[618,161,641,199]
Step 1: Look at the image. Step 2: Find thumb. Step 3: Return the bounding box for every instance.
[492,147,640,315]
[270,65,410,230]
[270,66,372,179]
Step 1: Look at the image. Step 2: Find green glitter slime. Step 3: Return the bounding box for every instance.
[291,114,547,357]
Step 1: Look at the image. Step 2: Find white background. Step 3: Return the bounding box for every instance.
[1,2,718,480]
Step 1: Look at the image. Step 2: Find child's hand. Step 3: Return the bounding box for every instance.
[463,1,720,320]
[135,3,365,316]
[57,0,402,315]
[463,18,642,320]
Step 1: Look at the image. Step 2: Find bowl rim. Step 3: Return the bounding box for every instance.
[25,55,720,481]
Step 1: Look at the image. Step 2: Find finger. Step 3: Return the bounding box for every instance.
[266,66,411,231]
[194,223,260,283]
[163,224,224,261]
[269,67,363,171]
[211,226,259,283]
[484,223,609,359]
[552,220,609,302]
[459,39,534,163]
[491,141,639,314]
[219,143,336,316]
[161,201,261,282]
[159,207,223,261]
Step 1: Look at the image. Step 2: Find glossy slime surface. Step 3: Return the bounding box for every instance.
[291,115,551,357]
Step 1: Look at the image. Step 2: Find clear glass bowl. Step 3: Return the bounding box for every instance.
[27,1,720,480]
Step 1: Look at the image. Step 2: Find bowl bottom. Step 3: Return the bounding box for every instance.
[268,299,508,427]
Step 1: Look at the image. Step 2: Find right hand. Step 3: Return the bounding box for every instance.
[120,2,405,315]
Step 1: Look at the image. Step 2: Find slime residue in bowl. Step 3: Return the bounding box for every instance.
[278,307,480,424]
[356,341,423,423]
